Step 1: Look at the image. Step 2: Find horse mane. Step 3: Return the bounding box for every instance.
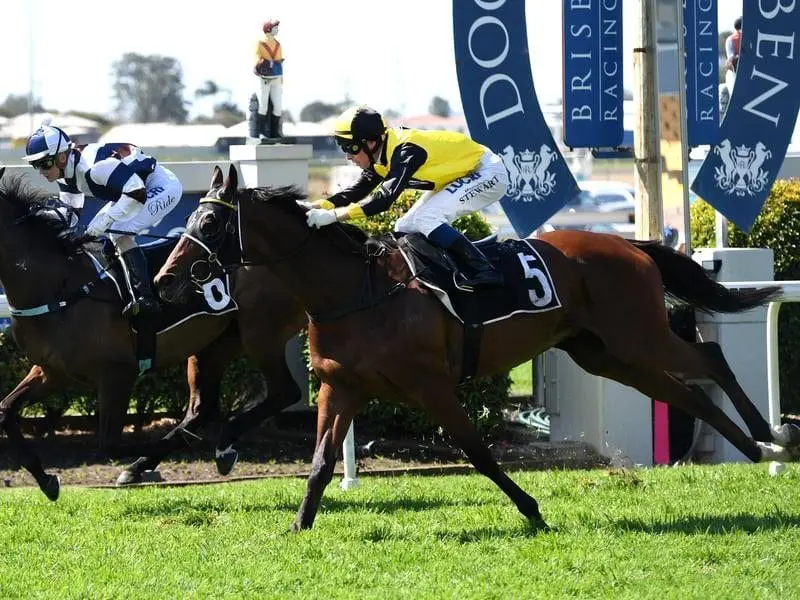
[0,172,51,219]
[0,173,75,253]
[248,184,369,246]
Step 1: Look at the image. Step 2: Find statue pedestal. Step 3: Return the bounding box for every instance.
[229,143,312,192]
[246,136,298,146]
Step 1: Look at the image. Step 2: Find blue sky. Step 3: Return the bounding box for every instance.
[1,1,743,120]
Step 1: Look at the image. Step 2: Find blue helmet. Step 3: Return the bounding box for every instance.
[22,121,71,164]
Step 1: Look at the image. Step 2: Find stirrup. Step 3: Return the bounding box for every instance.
[122,297,160,318]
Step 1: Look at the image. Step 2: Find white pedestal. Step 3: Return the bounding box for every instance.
[546,349,653,466]
[229,144,313,192]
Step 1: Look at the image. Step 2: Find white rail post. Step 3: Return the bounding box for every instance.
[766,301,783,428]
[341,422,359,490]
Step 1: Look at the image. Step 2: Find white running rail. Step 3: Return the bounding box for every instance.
[721,280,800,428]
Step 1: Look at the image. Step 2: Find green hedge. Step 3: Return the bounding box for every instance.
[0,326,264,431]
[306,190,512,442]
[690,178,800,415]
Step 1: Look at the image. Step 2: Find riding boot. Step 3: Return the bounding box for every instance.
[270,114,282,139]
[259,114,271,139]
[119,247,161,318]
[447,235,503,290]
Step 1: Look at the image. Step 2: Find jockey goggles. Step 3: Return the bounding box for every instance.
[30,156,57,170]
[335,137,365,155]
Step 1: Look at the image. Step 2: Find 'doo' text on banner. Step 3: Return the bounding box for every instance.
[562,0,624,148]
[453,0,580,238]
[691,0,800,231]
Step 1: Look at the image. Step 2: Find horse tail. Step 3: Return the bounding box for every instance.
[631,240,782,313]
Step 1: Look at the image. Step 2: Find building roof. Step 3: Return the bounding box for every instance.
[99,123,228,147]
[0,112,101,140]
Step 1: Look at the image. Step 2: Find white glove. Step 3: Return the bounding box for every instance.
[85,212,115,237]
[306,208,338,229]
[297,199,335,210]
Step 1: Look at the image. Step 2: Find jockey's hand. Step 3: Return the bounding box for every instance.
[296,199,335,211]
[306,208,338,229]
[58,225,91,250]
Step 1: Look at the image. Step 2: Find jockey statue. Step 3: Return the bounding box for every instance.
[252,18,284,140]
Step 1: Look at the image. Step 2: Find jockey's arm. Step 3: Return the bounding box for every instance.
[84,171,146,237]
[355,142,427,217]
[325,169,383,209]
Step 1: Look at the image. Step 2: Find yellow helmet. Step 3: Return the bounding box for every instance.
[333,105,387,154]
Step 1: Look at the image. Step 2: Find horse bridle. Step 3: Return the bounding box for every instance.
[182,196,240,286]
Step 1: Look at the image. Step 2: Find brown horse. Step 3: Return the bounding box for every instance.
[0,167,304,499]
[155,164,800,532]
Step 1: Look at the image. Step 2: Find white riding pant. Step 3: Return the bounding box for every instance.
[258,76,283,116]
[103,166,182,250]
[394,150,508,236]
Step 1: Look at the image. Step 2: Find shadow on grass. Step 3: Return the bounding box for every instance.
[360,520,550,543]
[121,495,498,520]
[611,512,800,534]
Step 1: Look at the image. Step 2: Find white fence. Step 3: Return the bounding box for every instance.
[721,280,800,429]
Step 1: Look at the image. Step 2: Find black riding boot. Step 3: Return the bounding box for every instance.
[447,236,503,290]
[259,113,271,139]
[269,114,282,138]
[119,247,161,318]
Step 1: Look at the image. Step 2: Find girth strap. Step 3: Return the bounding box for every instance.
[8,278,104,317]
[460,322,484,383]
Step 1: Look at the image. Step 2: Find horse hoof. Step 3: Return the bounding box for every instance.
[774,423,800,448]
[527,515,550,533]
[41,475,60,501]
[215,446,238,476]
[116,470,142,486]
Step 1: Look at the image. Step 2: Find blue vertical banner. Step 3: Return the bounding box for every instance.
[453,0,580,238]
[683,0,719,146]
[691,0,800,231]
[562,0,624,147]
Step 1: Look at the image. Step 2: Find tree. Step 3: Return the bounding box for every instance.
[66,111,114,128]
[111,53,189,123]
[0,94,44,118]
[299,101,342,123]
[195,80,222,99]
[190,80,246,127]
[193,101,248,128]
[428,96,451,118]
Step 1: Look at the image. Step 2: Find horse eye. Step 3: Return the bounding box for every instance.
[199,216,218,236]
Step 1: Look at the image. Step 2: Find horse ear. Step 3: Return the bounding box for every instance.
[226,164,239,192]
[210,165,223,190]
